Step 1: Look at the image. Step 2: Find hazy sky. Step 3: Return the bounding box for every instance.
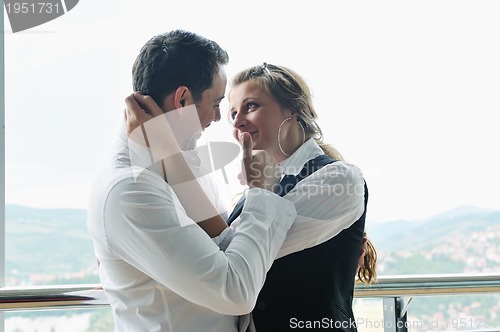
[3,0,500,223]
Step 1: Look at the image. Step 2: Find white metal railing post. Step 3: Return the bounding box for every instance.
[382,297,409,332]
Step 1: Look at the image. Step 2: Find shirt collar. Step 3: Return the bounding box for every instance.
[115,125,202,179]
[278,138,324,176]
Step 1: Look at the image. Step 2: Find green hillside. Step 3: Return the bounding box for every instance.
[370,206,500,252]
[5,204,500,283]
[5,205,98,284]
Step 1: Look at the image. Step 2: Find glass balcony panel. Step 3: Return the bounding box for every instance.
[5,308,113,332]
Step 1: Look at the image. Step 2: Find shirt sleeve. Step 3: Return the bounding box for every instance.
[276,161,366,259]
[212,226,234,251]
[102,171,296,315]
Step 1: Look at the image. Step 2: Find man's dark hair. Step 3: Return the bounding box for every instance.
[132,30,229,105]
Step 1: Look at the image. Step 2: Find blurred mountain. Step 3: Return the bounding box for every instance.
[367,205,500,252]
[6,204,87,221]
[5,204,96,284]
[4,204,500,284]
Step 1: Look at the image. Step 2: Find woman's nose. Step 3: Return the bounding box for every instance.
[232,111,247,129]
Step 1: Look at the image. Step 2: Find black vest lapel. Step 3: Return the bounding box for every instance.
[226,195,245,225]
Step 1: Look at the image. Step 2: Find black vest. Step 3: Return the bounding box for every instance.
[227,155,368,332]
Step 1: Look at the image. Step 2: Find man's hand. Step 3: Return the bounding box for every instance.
[240,132,281,192]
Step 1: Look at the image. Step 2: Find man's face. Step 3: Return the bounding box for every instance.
[195,69,227,130]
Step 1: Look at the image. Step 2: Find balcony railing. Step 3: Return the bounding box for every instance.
[1,273,499,311]
[1,273,499,331]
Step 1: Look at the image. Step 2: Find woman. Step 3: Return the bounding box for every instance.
[226,63,376,331]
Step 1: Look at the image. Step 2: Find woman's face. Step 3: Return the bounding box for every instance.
[228,81,290,158]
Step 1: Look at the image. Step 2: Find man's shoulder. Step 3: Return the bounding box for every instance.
[91,165,172,208]
[111,166,169,194]
[88,165,179,229]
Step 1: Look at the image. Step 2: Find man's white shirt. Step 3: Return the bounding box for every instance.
[87,127,296,332]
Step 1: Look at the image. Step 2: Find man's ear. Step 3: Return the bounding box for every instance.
[174,86,194,109]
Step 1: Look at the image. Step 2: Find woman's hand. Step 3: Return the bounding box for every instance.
[124,92,164,136]
[240,132,281,192]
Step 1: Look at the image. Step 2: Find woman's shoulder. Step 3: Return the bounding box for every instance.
[309,159,365,185]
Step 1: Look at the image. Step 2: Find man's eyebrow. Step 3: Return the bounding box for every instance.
[214,95,225,102]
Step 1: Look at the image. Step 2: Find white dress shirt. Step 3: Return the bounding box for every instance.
[87,127,297,332]
[227,138,366,259]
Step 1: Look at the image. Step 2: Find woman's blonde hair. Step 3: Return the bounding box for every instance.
[357,239,378,285]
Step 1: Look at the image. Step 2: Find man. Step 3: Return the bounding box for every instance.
[87,30,296,332]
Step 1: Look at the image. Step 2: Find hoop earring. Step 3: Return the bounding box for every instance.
[278,117,306,157]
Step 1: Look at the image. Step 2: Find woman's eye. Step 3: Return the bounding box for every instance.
[247,102,259,110]
[230,111,237,119]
